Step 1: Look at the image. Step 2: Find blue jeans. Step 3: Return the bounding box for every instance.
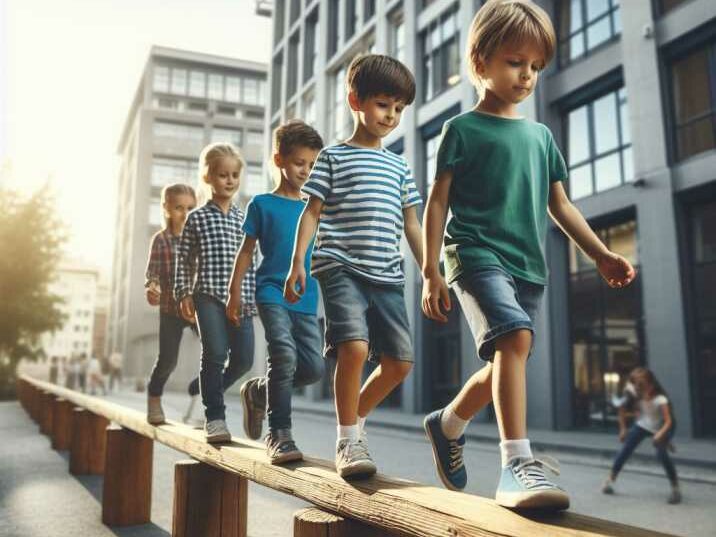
[611,424,678,484]
[194,293,255,421]
[258,304,324,431]
[147,313,192,397]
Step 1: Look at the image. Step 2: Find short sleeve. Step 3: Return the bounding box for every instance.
[547,129,568,183]
[401,160,422,209]
[435,121,464,178]
[654,395,669,407]
[302,149,333,201]
[242,196,260,239]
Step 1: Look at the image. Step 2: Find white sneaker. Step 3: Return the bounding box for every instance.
[335,438,377,479]
[147,396,165,425]
[205,419,232,443]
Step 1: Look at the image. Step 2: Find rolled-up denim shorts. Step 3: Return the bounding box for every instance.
[452,265,545,362]
[316,267,413,363]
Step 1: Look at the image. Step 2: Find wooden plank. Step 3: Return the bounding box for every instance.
[20,375,676,537]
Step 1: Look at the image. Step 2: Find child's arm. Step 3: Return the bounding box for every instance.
[403,206,423,270]
[284,196,323,303]
[226,235,257,326]
[653,403,674,446]
[175,217,198,323]
[548,181,636,288]
[144,235,161,306]
[421,170,453,323]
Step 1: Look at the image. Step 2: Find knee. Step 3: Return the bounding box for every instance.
[496,329,532,358]
[382,359,412,381]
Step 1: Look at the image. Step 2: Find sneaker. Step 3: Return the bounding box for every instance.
[266,429,303,465]
[423,409,467,491]
[205,419,232,444]
[495,456,570,510]
[601,478,615,495]
[147,396,165,425]
[668,487,681,505]
[240,377,266,440]
[335,438,377,479]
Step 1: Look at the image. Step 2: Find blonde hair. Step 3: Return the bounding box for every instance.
[160,183,196,229]
[196,142,245,204]
[466,0,556,98]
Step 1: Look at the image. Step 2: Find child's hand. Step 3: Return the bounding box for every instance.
[284,263,306,304]
[179,296,196,324]
[596,251,636,288]
[146,287,161,306]
[422,274,451,323]
[618,428,626,443]
[225,291,242,326]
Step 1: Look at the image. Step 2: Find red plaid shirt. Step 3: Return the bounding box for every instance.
[145,229,186,316]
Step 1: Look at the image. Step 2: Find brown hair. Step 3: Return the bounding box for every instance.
[161,183,196,229]
[346,54,416,105]
[273,119,324,156]
[466,0,556,97]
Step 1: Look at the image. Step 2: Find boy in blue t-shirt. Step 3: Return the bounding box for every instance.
[226,120,325,464]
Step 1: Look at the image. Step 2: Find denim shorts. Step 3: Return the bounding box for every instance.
[316,267,413,363]
[452,266,545,362]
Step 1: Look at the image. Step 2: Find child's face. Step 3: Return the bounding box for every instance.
[205,156,241,200]
[350,93,406,139]
[275,145,320,191]
[164,193,196,230]
[478,40,546,104]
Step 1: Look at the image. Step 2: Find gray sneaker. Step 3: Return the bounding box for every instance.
[240,377,266,440]
[205,419,232,444]
[147,396,165,425]
[266,429,303,465]
[336,438,377,479]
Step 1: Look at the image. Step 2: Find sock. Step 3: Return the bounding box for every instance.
[440,406,469,439]
[358,416,367,435]
[337,424,360,443]
[500,438,533,467]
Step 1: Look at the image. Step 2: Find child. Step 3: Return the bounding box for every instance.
[175,143,257,443]
[284,54,423,478]
[420,0,635,510]
[145,183,197,424]
[227,120,325,464]
[602,367,680,504]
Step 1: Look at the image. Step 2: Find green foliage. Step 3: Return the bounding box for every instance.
[0,186,66,398]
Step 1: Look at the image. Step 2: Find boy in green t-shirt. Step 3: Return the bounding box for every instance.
[421,0,636,510]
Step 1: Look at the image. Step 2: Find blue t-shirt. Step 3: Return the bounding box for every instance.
[242,193,318,314]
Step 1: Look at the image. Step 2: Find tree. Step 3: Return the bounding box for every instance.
[0,186,66,399]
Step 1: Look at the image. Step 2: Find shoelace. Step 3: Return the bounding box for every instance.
[341,439,370,462]
[447,439,464,472]
[513,456,561,490]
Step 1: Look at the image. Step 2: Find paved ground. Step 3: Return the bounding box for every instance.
[2,389,715,537]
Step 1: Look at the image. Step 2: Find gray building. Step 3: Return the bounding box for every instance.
[264,0,716,438]
[109,46,268,392]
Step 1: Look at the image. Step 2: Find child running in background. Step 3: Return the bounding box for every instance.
[602,367,681,504]
[175,143,257,443]
[145,183,197,424]
[420,0,635,510]
[227,120,325,464]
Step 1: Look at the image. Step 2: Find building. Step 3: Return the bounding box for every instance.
[264,0,716,437]
[108,46,269,392]
[42,259,99,361]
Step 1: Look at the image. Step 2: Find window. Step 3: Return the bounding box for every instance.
[189,71,206,98]
[217,105,237,117]
[272,53,284,114]
[304,10,319,82]
[670,42,716,161]
[558,0,621,66]
[569,219,644,429]
[346,0,359,40]
[208,73,223,100]
[225,76,241,103]
[244,164,267,198]
[660,0,691,14]
[364,0,376,21]
[287,34,300,99]
[153,121,204,142]
[331,65,351,141]
[170,68,187,95]
[328,0,340,58]
[149,197,163,227]
[290,0,301,23]
[154,97,179,110]
[211,127,242,147]
[422,4,460,102]
[565,87,632,200]
[153,65,169,93]
[246,130,263,146]
[151,158,198,188]
[241,77,258,106]
[425,134,440,192]
[274,0,286,44]
[303,93,317,127]
[186,101,208,114]
[390,8,406,64]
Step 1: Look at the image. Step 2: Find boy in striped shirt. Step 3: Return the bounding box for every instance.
[284,54,423,479]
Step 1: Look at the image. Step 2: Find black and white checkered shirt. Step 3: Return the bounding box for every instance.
[174,200,257,316]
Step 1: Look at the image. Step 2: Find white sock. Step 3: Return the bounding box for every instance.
[337,424,360,443]
[500,438,533,467]
[440,406,469,439]
[358,416,366,434]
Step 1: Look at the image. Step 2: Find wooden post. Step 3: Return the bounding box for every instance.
[102,425,153,526]
[51,398,73,450]
[69,409,109,475]
[293,508,389,537]
[40,391,54,435]
[172,459,247,537]
[27,384,39,422]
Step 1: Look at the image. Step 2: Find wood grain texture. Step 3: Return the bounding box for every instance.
[40,391,54,436]
[21,375,677,537]
[294,507,390,537]
[51,397,73,450]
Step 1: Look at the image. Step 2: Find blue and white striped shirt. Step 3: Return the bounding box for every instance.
[302,143,422,284]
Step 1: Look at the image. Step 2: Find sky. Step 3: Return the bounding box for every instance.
[0,0,271,275]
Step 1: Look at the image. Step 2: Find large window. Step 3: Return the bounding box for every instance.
[331,65,351,142]
[670,42,716,161]
[151,157,198,188]
[225,76,241,103]
[565,87,633,199]
[422,4,460,102]
[390,8,406,64]
[170,68,187,95]
[153,66,170,93]
[303,92,317,127]
[188,71,206,98]
[208,73,223,100]
[558,0,621,66]
[570,219,644,429]
[328,0,340,59]
[346,0,359,40]
[153,121,204,143]
[271,53,284,114]
[274,0,285,44]
[211,127,242,147]
[287,33,300,99]
[364,0,376,21]
[304,10,319,82]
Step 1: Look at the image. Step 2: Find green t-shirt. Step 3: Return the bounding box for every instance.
[436,110,568,285]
